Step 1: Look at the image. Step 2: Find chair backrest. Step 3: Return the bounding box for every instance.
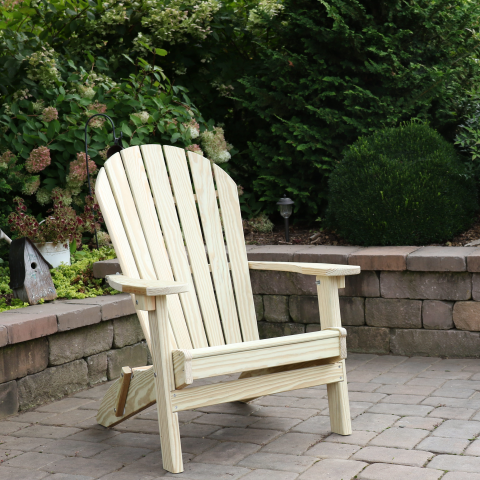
[96,144,259,351]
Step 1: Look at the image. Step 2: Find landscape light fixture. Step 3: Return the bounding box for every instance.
[277,194,294,242]
[84,114,124,249]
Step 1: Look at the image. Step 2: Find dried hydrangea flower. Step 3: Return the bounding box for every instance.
[200,127,232,164]
[36,188,51,206]
[25,146,51,173]
[26,47,60,87]
[22,176,41,195]
[184,119,200,139]
[67,152,98,189]
[41,106,58,122]
[186,144,203,156]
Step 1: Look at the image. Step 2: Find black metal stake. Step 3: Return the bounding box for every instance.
[84,114,123,250]
[284,217,290,243]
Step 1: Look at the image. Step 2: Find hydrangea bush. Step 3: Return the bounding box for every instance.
[0,27,233,245]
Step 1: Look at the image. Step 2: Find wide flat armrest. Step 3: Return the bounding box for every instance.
[248,261,360,276]
[106,275,190,296]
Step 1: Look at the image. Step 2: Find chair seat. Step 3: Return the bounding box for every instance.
[172,329,344,389]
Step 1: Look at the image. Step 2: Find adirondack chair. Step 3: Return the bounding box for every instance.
[95,144,360,473]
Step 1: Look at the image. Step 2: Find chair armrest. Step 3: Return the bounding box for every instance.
[248,261,360,276]
[106,275,190,296]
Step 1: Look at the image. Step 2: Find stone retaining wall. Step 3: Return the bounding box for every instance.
[2,244,480,420]
[93,245,480,360]
[0,294,150,420]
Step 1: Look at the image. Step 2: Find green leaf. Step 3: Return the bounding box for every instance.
[155,48,167,56]
[69,237,77,254]
[49,143,65,151]
[121,123,133,137]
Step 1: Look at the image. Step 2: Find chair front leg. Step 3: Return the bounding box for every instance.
[316,276,352,435]
[148,295,184,473]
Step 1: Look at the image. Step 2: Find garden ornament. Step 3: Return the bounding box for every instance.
[84,114,123,249]
[1,229,57,305]
[277,194,294,242]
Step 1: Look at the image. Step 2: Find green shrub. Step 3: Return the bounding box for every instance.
[237,0,480,219]
[326,122,478,246]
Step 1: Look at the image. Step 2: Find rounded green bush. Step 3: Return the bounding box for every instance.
[326,122,478,246]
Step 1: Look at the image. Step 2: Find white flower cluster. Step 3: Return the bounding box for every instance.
[247,0,284,29]
[200,126,232,164]
[26,47,60,87]
[132,111,150,123]
[76,72,116,99]
[141,0,221,45]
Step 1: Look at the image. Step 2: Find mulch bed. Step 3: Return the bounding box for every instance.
[245,214,480,247]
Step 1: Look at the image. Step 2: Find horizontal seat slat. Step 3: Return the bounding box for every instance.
[184,330,339,359]
[172,333,342,388]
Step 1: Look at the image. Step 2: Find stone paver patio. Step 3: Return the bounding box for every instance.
[2,354,480,479]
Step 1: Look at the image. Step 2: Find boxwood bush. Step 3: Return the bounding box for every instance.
[326,122,478,246]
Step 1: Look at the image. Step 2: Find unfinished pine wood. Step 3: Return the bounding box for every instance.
[135,294,156,311]
[186,329,338,358]
[171,362,345,412]
[172,335,340,387]
[95,167,151,350]
[213,162,258,342]
[106,275,190,296]
[105,152,192,350]
[326,327,347,359]
[140,145,209,349]
[122,147,206,349]
[163,145,225,346]
[172,349,193,389]
[149,295,183,473]
[188,152,242,344]
[115,367,132,417]
[97,365,155,428]
[248,261,360,276]
[317,275,352,435]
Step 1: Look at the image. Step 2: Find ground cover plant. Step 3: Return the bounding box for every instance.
[327,122,478,246]
[0,245,117,312]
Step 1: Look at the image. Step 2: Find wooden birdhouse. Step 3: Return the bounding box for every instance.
[9,238,57,305]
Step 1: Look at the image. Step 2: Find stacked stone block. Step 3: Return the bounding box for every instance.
[248,245,480,359]
[0,294,149,419]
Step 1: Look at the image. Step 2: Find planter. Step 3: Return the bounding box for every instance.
[34,241,70,268]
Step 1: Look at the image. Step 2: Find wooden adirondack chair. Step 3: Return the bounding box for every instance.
[95,144,360,474]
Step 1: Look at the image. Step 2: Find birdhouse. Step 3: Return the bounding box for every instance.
[9,238,57,305]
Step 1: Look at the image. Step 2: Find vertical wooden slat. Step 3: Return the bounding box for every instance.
[104,153,188,348]
[213,163,259,342]
[187,152,242,344]
[140,145,212,348]
[161,145,225,346]
[95,167,152,350]
[317,276,352,435]
[121,146,205,349]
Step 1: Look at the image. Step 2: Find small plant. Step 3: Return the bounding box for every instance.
[244,212,274,233]
[7,196,102,247]
[326,122,478,246]
[0,245,118,311]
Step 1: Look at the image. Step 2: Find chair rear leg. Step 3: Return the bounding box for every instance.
[148,296,183,474]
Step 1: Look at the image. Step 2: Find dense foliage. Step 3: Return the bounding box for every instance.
[327,122,478,246]
[0,246,117,312]
[0,1,235,246]
[237,0,480,218]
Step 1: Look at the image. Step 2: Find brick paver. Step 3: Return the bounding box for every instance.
[2,353,480,478]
